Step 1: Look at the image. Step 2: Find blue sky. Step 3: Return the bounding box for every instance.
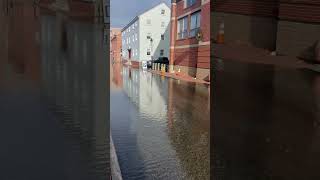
[110,0,171,28]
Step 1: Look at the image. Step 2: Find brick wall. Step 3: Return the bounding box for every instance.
[170,0,210,78]
[7,0,41,83]
[111,33,122,63]
[212,12,278,50]
[276,20,320,57]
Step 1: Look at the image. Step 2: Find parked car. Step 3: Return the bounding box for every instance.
[147,57,169,69]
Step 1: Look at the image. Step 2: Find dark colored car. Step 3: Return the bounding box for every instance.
[147,57,169,69]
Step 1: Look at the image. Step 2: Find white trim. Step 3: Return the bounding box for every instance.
[170,41,210,49]
[177,7,201,19]
[201,0,210,6]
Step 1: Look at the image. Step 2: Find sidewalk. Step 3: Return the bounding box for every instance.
[213,43,319,71]
[150,70,210,85]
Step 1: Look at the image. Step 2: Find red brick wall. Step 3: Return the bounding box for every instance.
[174,45,210,68]
[170,0,210,69]
[111,31,122,63]
[8,1,40,83]
[278,1,320,23]
[176,0,202,17]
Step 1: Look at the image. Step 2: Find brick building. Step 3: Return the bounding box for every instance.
[110,28,122,63]
[169,0,211,79]
[212,0,320,62]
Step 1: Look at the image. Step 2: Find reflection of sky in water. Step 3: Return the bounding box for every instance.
[111,67,210,180]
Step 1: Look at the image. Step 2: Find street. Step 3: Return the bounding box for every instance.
[111,63,210,180]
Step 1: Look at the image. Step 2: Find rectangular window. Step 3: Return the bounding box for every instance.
[147,49,151,55]
[190,11,201,37]
[135,34,138,40]
[160,49,164,56]
[146,19,151,25]
[161,34,164,40]
[161,22,165,27]
[185,0,196,8]
[161,9,165,14]
[177,16,188,39]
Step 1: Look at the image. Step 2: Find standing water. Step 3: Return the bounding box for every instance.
[110,63,210,180]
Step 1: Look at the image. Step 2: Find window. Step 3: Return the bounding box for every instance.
[161,22,165,27]
[160,49,164,56]
[132,36,134,42]
[161,9,165,14]
[128,37,130,43]
[177,16,188,39]
[190,11,201,37]
[146,19,151,25]
[185,0,196,8]
[161,34,164,40]
[135,22,138,27]
[135,33,137,40]
[135,49,138,56]
[147,49,151,55]
[129,27,130,32]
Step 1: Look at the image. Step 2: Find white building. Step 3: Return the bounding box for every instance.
[121,2,171,64]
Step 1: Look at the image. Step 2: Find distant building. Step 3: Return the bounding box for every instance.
[110,28,122,63]
[121,2,171,67]
[169,0,210,79]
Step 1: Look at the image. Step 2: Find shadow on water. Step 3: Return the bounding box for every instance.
[213,59,320,180]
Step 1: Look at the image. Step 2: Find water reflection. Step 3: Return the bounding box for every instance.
[111,65,210,180]
[213,59,320,180]
[0,2,109,179]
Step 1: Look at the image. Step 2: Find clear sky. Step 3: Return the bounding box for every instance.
[110,0,171,28]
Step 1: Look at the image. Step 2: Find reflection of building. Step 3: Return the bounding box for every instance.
[169,0,210,79]
[6,0,41,83]
[110,28,122,63]
[121,2,171,66]
[212,1,320,60]
[40,9,109,179]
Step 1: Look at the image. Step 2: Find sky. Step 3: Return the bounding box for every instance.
[110,0,171,28]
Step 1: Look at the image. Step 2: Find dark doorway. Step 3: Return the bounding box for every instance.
[128,49,131,59]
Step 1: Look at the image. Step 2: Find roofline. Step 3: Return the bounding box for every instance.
[121,16,139,32]
[121,2,170,32]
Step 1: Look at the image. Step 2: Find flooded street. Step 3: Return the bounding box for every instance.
[110,63,210,180]
[213,59,320,180]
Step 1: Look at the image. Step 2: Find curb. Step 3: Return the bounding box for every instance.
[150,70,210,85]
[111,134,123,180]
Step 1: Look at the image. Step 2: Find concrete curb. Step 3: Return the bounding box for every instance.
[150,70,210,85]
[111,134,123,180]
